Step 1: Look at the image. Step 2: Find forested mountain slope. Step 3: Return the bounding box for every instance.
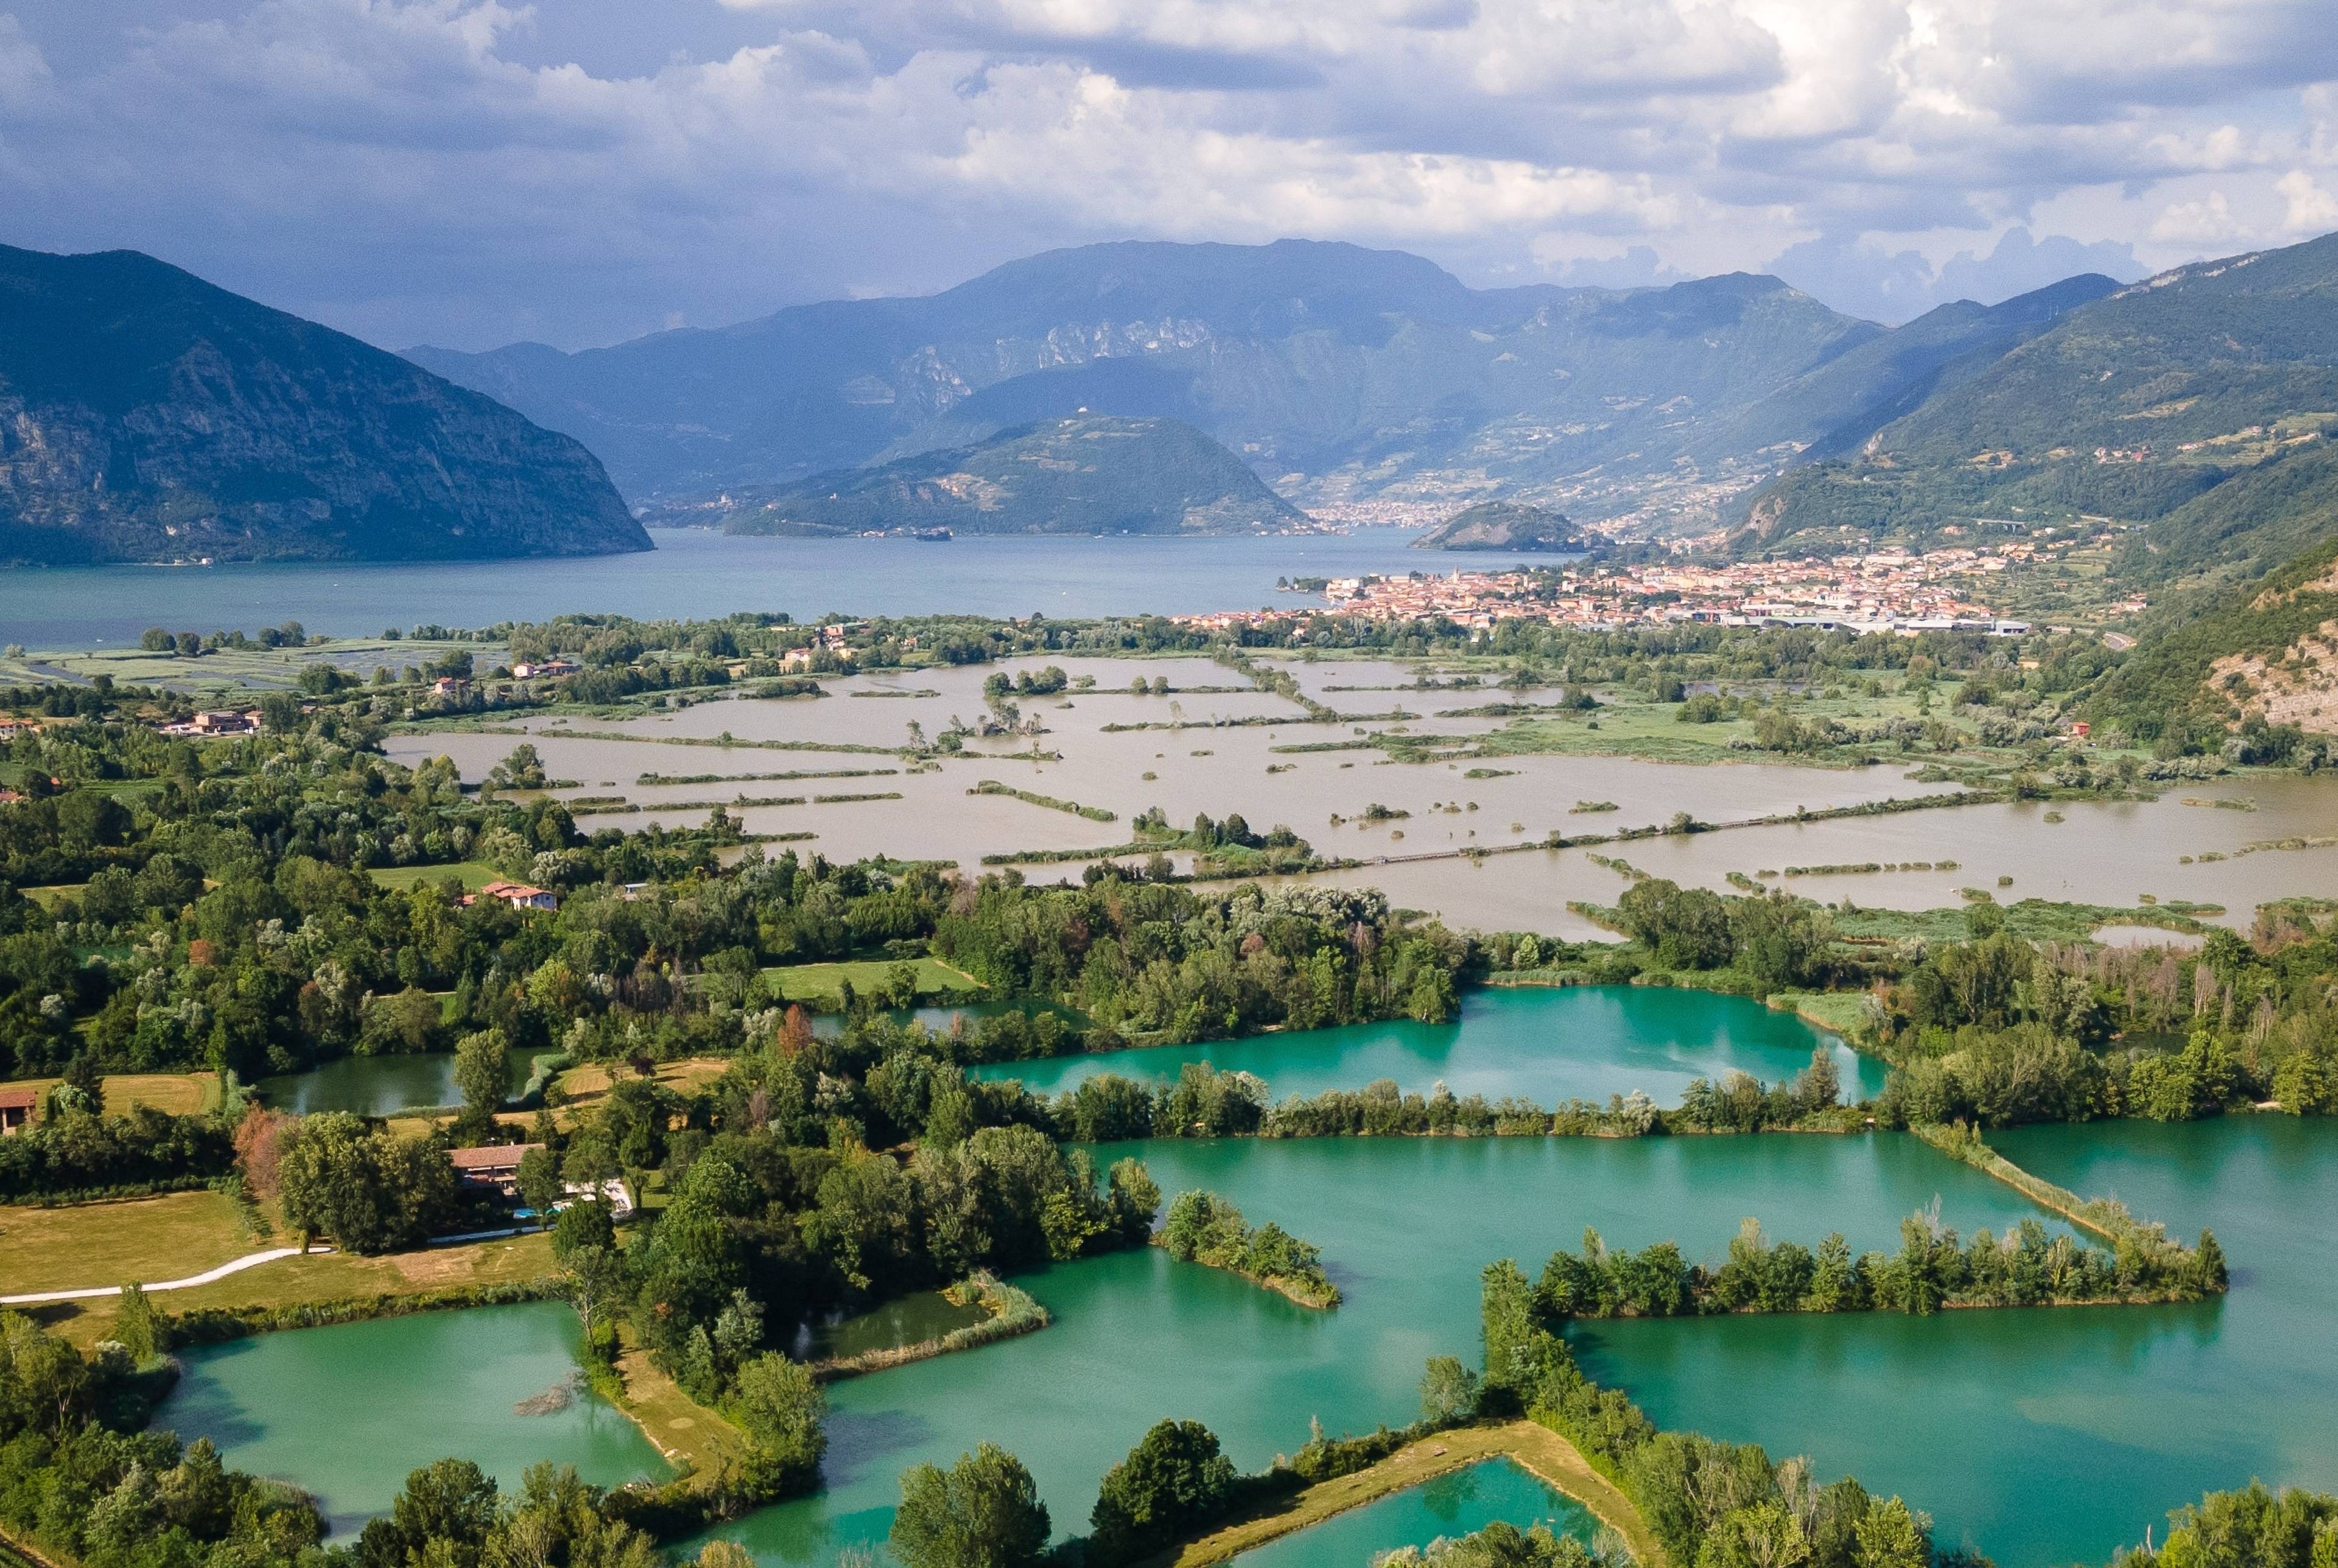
[1738,231,2338,561]
[672,416,1305,536]
[0,245,648,564]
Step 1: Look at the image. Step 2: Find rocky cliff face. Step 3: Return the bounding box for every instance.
[0,245,649,564]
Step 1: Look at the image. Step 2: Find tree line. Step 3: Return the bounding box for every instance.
[1534,1210,2225,1319]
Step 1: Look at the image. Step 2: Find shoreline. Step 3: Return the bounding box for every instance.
[1157,1419,1663,1568]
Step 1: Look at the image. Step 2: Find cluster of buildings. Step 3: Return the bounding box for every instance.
[1179,548,2049,637]
[156,707,263,737]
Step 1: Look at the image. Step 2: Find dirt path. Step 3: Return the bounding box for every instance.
[1164,1419,1665,1568]
[1,1246,321,1305]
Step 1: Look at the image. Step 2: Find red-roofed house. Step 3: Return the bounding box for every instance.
[463,880,557,911]
[0,1085,38,1136]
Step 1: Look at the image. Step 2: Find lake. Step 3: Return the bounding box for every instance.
[158,1120,2298,1568]
[1575,1115,2338,1566]
[0,530,1442,646]
[966,985,1886,1108]
[256,1043,546,1116]
[678,1132,2059,1565]
[157,1301,672,1536]
[1230,1457,1598,1567]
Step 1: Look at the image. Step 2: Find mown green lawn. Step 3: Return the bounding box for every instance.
[760,956,985,1003]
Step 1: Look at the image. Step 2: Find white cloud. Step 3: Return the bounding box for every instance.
[2277,169,2338,234]
[0,0,2333,345]
[2151,189,2243,245]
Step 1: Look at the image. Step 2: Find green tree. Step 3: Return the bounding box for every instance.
[516,1145,563,1214]
[731,1354,827,1495]
[360,1457,500,1568]
[890,1444,1051,1568]
[113,1283,160,1362]
[454,1027,510,1141]
[1419,1355,1481,1423]
[1088,1419,1237,1566]
[1616,880,1733,970]
[1851,1497,1932,1568]
[1480,1259,1551,1403]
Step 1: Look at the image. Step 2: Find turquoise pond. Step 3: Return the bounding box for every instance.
[966,985,1883,1108]
[157,1302,671,1538]
[1230,1458,1599,1566]
[153,998,2337,1568]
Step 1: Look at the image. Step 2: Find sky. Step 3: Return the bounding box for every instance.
[2,1,2337,351]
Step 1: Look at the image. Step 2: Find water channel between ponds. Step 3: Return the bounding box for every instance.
[966,984,1885,1107]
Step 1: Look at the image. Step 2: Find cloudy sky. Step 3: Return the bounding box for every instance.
[4,0,2337,349]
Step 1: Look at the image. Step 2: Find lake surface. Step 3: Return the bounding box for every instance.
[158,1301,671,1536]
[257,1044,544,1116]
[966,985,1884,1108]
[0,530,1441,646]
[684,1132,2060,1566]
[1230,1457,1598,1568]
[1575,1115,2338,1567]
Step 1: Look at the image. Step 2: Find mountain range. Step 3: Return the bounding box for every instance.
[0,244,646,565]
[413,239,2121,531]
[1739,231,2338,568]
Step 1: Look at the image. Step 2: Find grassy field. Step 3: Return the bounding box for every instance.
[34,1229,561,1349]
[611,1329,749,1480]
[1,1189,256,1296]
[8,1071,220,1117]
[19,885,85,911]
[759,956,985,1003]
[1765,990,1876,1039]
[367,861,503,892]
[1165,1420,1663,1568]
[553,1056,732,1110]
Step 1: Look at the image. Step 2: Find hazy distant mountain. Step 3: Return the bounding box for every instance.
[1411,501,1584,551]
[0,244,647,565]
[410,240,1951,530]
[1739,231,2338,567]
[662,415,1305,536]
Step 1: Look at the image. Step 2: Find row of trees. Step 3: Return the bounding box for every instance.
[1536,1212,2226,1320]
[1048,1056,1839,1144]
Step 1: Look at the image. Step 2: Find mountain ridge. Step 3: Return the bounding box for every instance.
[0,244,648,565]
[661,415,1305,537]
[408,240,1937,528]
